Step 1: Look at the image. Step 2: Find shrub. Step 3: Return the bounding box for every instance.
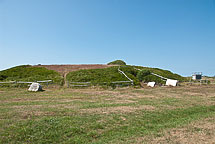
[0,74,7,80]
[120,66,138,77]
[137,70,151,82]
[141,75,165,84]
[107,60,126,65]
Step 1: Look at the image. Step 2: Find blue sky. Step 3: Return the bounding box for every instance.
[0,0,215,76]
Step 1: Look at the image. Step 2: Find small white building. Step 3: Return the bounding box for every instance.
[192,72,202,80]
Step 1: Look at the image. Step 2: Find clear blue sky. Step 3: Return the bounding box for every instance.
[0,0,215,76]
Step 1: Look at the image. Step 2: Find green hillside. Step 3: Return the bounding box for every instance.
[66,65,186,86]
[0,65,63,85]
[0,64,186,87]
[66,66,139,86]
[133,66,186,83]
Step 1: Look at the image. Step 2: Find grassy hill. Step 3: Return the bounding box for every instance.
[66,66,139,86]
[0,64,186,87]
[0,65,63,85]
[134,66,186,83]
[66,65,186,86]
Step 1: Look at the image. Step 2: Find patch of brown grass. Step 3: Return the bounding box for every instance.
[81,105,155,114]
[34,64,113,75]
[137,117,215,144]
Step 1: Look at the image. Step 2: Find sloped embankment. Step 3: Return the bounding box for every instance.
[134,66,186,83]
[66,65,186,86]
[0,65,63,85]
[66,66,139,86]
[0,65,186,87]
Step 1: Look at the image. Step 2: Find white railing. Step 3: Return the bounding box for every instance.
[134,67,167,81]
[0,80,53,85]
[118,66,134,85]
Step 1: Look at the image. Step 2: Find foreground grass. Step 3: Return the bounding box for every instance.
[0,85,214,143]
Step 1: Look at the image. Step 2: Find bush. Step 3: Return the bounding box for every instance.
[141,75,165,84]
[137,70,151,82]
[120,66,138,77]
[107,60,126,65]
[0,74,7,80]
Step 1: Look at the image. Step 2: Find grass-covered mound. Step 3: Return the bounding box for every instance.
[0,64,186,87]
[119,66,186,84]
[107,60,126,65]
[66,65,186,86]
[0,65,63,85]
[66,66,139,86]
[134,66,186,84]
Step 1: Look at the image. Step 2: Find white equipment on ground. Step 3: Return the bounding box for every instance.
[147,82,156,87]
[134,68,178,87]
[28,82,43,92]
[165,79,178,87]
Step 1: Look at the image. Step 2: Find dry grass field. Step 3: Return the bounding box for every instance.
[0,85,215,143]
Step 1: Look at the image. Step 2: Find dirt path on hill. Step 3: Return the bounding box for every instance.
[34,64,116,87]
[63,72,69,87]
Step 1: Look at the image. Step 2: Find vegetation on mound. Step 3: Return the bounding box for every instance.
[66,65,186,86]
[120,65,186,84]
[134,66,186,82]
[0,65,63,85]
[0,64,186,87]
[137,70,151,82]
[107,60,126,65]
[66,66,139,86]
